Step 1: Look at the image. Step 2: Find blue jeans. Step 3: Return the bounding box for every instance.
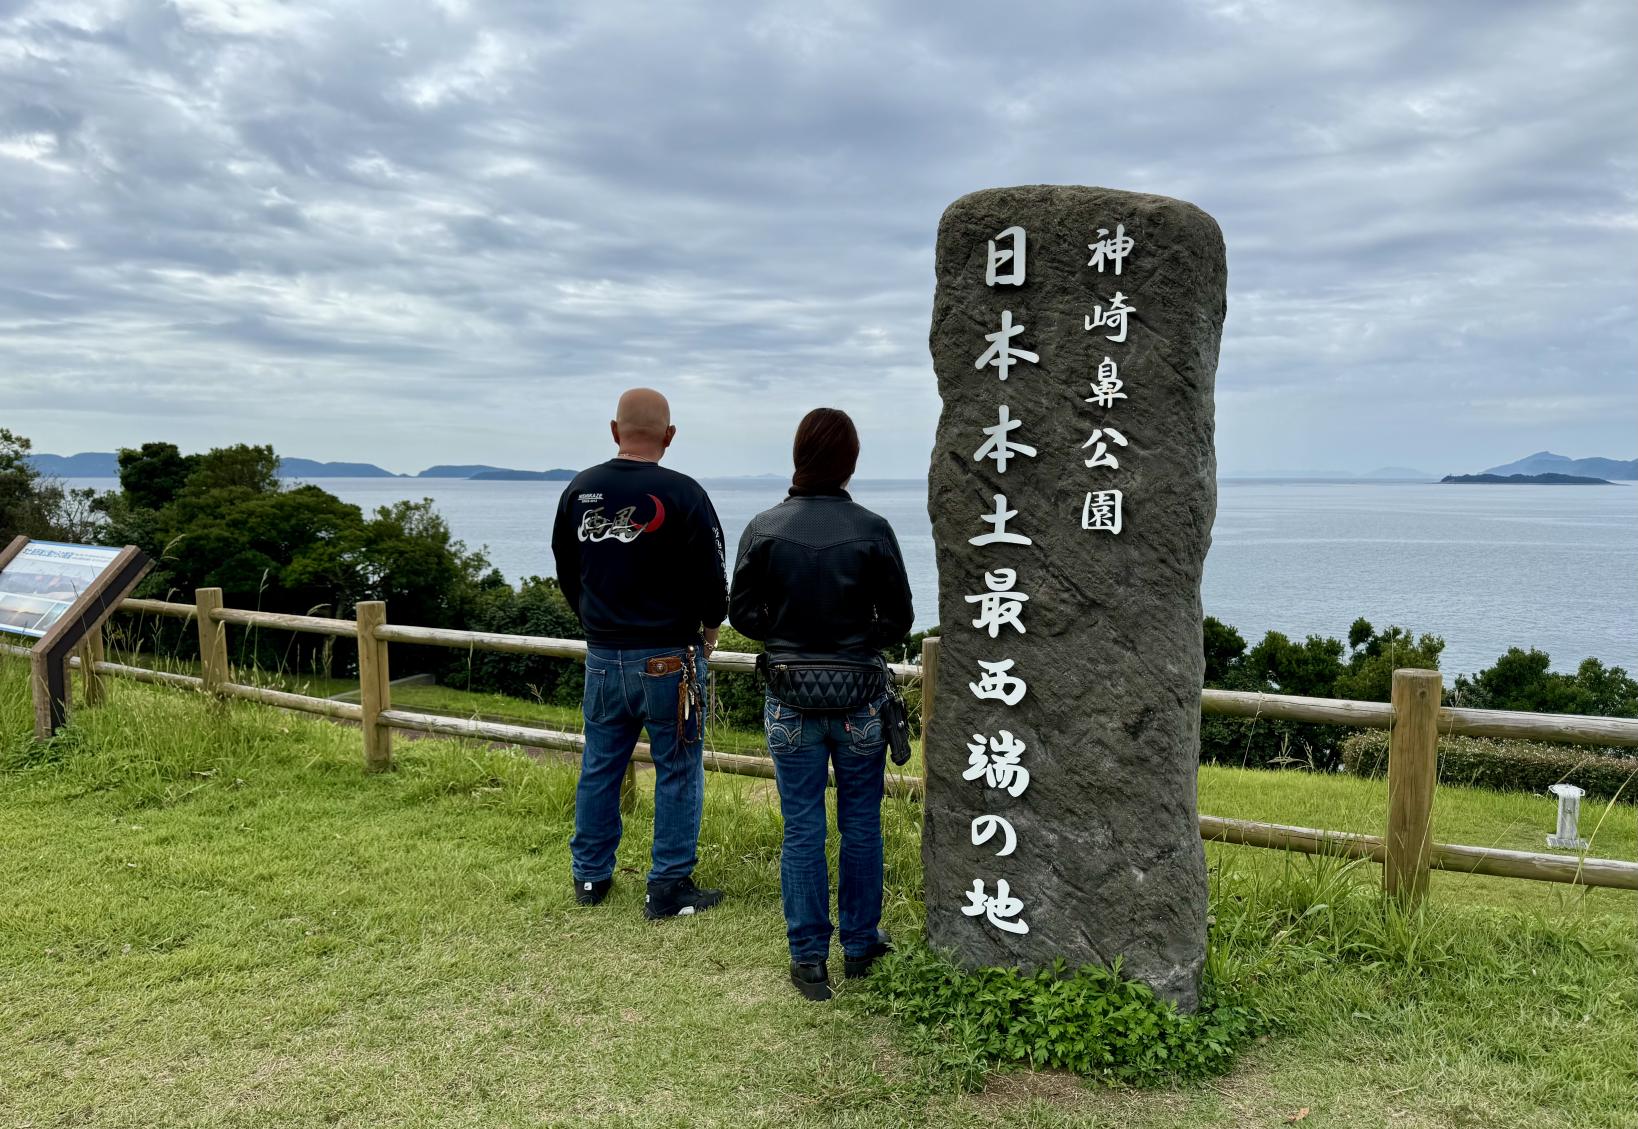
[572,645,706,885]
[766,692,888,961]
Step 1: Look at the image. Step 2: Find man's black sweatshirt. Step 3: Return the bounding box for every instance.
[550,458,727,648]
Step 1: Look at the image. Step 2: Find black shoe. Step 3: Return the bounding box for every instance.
[790,959,833,1001]
[574,877,613,906]
[844,931,894,979]
[643,876,724,920]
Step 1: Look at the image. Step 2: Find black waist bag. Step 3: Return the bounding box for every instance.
[758,655,887,713]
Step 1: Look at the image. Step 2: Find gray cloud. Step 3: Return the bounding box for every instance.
[1,0,1633,477]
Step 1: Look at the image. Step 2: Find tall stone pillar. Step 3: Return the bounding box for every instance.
[923,184,1226,1009]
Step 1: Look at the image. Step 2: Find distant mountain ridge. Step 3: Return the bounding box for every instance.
[24,451,120,476]
[279,457,398,478]
[1481,451,1637,480]
[25,452,575,480]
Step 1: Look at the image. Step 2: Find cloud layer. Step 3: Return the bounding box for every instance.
[2,0,1634,476]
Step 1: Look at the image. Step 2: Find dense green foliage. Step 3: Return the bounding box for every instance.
[866,947,1263,1086]
[1200,615,1446,770]
[87,441,498,673]
[442,575,586,704]
[1450,647,1638,717]
[1342,731,1638,803]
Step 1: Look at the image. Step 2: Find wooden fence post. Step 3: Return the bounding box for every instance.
[620,761,639,813]
[919,636,940,790]
[1385,667,1442,908]
[356,601,392,772]
[79,628,105,707]
[195,588,229,695]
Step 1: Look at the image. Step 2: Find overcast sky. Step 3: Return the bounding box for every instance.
[2,0,1634,478]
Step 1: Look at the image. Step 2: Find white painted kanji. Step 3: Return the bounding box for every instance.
[985,225,1026,287]
[974,310,1039,381]
[1081,426,1128,470]
[961,877,1029,935]
[969,659,1027,706]
[1087,223,1133,275]
[1081,489,1123,534]
[969,494,1032,547]
[963,730,1030,796]
[973,405,1038,474]
[1084,292,1133,343]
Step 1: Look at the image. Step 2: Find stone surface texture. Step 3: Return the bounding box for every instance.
[923,185,1226,1010]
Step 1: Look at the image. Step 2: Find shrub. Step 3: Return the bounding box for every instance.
[863,945,1264,1087]
[1340,731,1638,803]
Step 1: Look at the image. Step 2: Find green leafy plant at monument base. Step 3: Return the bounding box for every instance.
[863,946,1265,1088]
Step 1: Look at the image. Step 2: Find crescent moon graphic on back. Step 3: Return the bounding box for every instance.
[635,494,666,534]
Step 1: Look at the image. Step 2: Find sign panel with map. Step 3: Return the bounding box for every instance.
[0,541,127,638]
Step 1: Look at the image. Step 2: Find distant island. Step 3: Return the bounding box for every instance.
[1480,451,1636,480]
[417,464,574,480]
[1441,473,1612,486]
[466,469,576,481]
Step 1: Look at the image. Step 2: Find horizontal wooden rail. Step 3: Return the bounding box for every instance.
[1438,705,1638,749]
[366,623,919,682]
[211,607,359,638]
[1201,689,1395,729]
[120,598,196,620]
[374,624,585,659]
[376,709,922,796]
[1201,814,1638,890]
[1198,687,1638,748]
[220,681,364,721]
[1200,814,1384,862]
[91,660,203,691]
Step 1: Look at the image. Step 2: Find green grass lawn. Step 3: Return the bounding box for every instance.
[2,659,1633,1128]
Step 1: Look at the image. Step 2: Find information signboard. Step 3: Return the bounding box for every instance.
[0,536,153,738]
[0,540,127,638]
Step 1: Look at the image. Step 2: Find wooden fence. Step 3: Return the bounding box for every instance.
[13,587,1638,905]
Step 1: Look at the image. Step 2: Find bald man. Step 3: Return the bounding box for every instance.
[551,388,728,919]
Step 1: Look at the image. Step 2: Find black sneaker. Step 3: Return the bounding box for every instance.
[643,876,724,920]
[844,930,894,979]
[574,877,613,906]
[790,959,833,1002]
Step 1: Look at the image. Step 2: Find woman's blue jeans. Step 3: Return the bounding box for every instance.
[766,692,888,962]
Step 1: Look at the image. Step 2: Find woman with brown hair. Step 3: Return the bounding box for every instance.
[728,408,914,1000]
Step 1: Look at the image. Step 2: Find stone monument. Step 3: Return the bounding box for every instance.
[923,184,1227,1010]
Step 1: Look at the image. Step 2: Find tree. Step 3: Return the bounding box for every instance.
[117,443,198,511]
[1451,648,1638,718]
[185,444,281,495]
[1200,617,1443,771]
[1203,616,1247,687]
[0,429,104,543]
[1334,623,1445,702]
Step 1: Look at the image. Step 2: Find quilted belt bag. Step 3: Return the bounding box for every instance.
[757,655,888,712]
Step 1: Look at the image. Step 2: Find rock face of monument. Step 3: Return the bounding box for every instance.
[923,185,1226,1010]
